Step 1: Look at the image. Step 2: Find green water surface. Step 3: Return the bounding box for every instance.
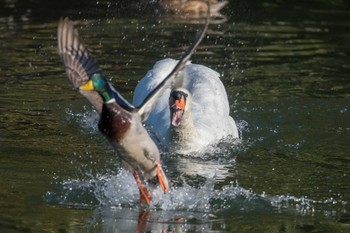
[0,0,349,232]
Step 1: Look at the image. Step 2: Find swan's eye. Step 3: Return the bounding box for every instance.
[170,90,187,100]
[169,90,188,110]
[173,92,182,100]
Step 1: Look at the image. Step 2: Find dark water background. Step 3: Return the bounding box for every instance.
[1,0,349,232]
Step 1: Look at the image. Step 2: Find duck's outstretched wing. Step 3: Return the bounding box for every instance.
[57,17,135,113]
[108,83,136,111]
[136,12,210,122]
[58,17,103,113]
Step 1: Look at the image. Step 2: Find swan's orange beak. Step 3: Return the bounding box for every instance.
[170,95,186,111]
[170,95,186,127]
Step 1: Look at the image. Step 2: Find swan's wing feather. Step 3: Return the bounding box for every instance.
[136,12,210,122]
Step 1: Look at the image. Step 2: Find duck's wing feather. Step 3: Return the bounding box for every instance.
[58,17,135,113]
[108,83,136,111]
[136,13,209,122]
[58,17,103,113]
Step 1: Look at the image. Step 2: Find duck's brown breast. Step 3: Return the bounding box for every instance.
[98,103,132,142]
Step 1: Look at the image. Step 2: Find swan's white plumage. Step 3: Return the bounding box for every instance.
[133,58,238,153]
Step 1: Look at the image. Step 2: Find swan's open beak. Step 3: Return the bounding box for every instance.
[79,80,94,91]
[170,96,186,126]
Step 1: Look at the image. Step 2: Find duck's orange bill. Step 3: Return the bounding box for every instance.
[170,96,186,110]
[157,160,170,193]
[133,171,152,205]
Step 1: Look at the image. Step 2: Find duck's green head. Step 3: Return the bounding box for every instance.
[80,73,113,102]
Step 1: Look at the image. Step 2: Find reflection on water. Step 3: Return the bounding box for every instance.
[91,207,219,232]
[1,0,350,232]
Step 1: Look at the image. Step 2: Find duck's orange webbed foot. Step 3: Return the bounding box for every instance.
[133,160,170,205]
[133,171,152,205]
[157,160,170,193]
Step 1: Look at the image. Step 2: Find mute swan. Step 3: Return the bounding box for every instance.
[133,58,239,154]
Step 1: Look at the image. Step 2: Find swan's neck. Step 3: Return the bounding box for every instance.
[169,110,197,146]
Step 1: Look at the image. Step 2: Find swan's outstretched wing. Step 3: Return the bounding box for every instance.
[136,12,210,122]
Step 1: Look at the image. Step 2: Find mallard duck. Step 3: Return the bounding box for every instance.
[132,58,239,154]
[57,17,208,204]
[159,0,228,18]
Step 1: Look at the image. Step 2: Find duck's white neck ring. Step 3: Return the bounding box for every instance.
[106,98,116,104]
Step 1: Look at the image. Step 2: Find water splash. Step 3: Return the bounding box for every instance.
[65,108,99,132]
[44,168,347,217]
